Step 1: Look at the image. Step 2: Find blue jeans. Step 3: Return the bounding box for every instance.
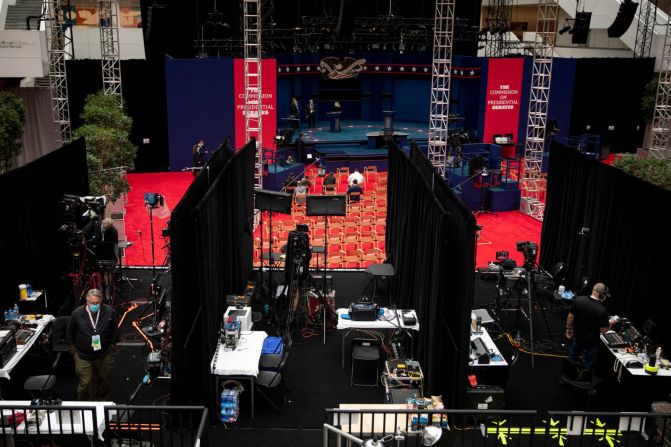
[568,338,600,371]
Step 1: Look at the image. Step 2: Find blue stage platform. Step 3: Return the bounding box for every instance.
[302,120,429,144]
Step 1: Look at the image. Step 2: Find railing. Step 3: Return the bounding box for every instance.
[0,404,207,447]
[325,408,671,447]
[104,405,208,447]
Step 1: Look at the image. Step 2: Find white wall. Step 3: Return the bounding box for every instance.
[0,29,47,77]
[72,26,145,60]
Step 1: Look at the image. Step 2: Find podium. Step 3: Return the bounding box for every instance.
[327,111,342,133]
[282,116,300,130]
[383,110,395,136]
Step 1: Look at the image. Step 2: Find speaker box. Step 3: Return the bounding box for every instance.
[572,12,592,44]
[255,189,292,214]
[466,385,505,410]
[607,1,639,38]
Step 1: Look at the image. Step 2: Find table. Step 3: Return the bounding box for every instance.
[0,315,55,380]
[210,330,267,419]
[336,308,419,368]
[469,327,508,367]
[600,332,671,378]
[0,400,114,440]
[469,327,509,387]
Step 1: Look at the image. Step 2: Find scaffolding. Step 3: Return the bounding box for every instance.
[243,0,263,188]
[649,14,671,159]
[634,0,658,59]
[427,0,455,178]
[99,0,122,107]
[521,0,558,221]
[483,0,512,57]
[44,0,73,144]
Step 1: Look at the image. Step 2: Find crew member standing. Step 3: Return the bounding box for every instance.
[66,289,118,401]
[289,97,300,130]
[307,98,317,128]
[192,139,205,176]
[565,282,618,372]
[296,133,306,164]
[82,218,119,247]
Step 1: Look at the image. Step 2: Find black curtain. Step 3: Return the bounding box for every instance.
[540,142,671,351]
[0,138,89,311]
[387,144,476,408]
[170,142,253,408]
[569,58,654,154]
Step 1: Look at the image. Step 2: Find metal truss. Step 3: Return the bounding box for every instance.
[44,0,73,144]
[634,0,658,58]
[243,0,264,188]
[427,0,455,178]
[97,1,125,207]
[483,0,512,57]
[99,0,122,107]
[649,13,671,159]
[521,0,558,221]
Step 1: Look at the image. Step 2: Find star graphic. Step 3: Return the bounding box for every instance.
[306,66,311,71]
[411,67,417,72]
[375,66,380,71]
[285,67,290,72]
[399,66,405,72]
[423,67,428,72]
[387,66,392,71]
[296,66,301,72]
[453,69,458,74]
[460,70,464,75]
[470,70,475,75]
[278,67,282,72]
[363,66,367,70]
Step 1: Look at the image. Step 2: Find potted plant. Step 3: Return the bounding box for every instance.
[0,91,27,173]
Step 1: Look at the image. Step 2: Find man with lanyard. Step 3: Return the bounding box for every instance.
[66,289,118,400]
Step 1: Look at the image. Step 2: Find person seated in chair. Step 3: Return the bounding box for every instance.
[565,282,618,373]
[294,180,309,204]
[347,169,364,186]
[347,179,363,202]
[323,172,336,187]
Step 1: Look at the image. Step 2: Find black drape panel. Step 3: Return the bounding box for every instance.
[0,138,89,310]
[387,144,476,408]
[170,143,253,408]
[541,142,671,351]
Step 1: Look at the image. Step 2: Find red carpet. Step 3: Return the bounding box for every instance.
[475,211,542,268]
[123,172,542,269]
[123,172,193,267]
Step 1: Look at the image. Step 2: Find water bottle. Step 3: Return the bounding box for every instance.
[471,312,477,333]
[263,304,270,317]
[558,284,566,296]
[13,304,20,319]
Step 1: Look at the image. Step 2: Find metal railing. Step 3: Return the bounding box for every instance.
[325,408,671,447]
[0,404,207,447]
[104,405,208,447]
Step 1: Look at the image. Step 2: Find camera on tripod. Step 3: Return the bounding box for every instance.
[516,241,538,269]
[144,192,164,208]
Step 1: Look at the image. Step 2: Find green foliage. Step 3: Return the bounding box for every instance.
[613,154,671,191]
[641,77,658,123]
[73,93,137,202]
[0,91,27,173]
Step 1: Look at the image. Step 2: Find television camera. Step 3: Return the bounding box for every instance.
[144,192,164,208]
[516,241,538,270]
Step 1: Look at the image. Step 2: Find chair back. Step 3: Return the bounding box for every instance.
[50,316,71,352]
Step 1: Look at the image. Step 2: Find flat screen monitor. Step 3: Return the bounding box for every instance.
[255,189,292,214]
[306,195,347,216]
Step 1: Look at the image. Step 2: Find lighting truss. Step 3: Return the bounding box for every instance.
[634,0,658,58]
[649,13,671,159]
[243,0,264,188]
[44,0,73,144]
[427,0,455,178]
[483,0,512,57]
[521,0,558,221]
[99,0,122,107]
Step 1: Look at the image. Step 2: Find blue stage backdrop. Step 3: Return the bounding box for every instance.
[165,58,235,171]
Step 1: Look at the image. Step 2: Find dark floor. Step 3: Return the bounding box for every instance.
[6,268,666,447]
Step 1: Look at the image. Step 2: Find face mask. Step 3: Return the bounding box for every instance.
[89,304,100,313]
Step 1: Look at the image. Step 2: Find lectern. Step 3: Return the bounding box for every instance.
[327,111,342,133]
[383,110,395,136]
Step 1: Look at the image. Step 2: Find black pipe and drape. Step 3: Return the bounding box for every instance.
[170,142,253,409]
[386,144,476,408]
[0,138,89,310]
[540,142,671,351]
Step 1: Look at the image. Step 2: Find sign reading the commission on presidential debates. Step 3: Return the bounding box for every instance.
[233,58,277,151]
[482,58,524,145]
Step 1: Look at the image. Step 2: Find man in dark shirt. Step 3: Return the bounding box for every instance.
[296,133,306,164]
[66,289,118,400]
[566,282,616,371]
[323,172,336,186]
[347,179,363,202]
[82,218,119,246]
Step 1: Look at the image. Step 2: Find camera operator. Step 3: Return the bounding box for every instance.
[82,218,118,246]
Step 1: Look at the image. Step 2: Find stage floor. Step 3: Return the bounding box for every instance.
[300,120,428,143]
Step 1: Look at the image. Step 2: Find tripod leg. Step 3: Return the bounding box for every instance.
[527,273,535,368]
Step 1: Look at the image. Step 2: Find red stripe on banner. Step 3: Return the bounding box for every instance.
[482,58,524,145]
[234,58,277,151]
